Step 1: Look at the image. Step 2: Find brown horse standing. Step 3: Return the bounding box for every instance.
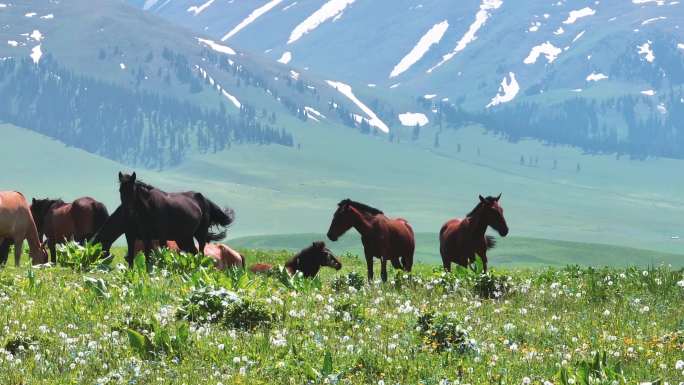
[0,191,48,266]
[31,197,109,263]
[327,199,414,282]
[439,195,509,273]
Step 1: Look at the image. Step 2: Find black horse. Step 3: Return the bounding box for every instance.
[93,172,235,266]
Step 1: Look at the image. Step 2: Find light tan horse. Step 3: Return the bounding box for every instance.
[0,191,48,266]
[133,240,245,270]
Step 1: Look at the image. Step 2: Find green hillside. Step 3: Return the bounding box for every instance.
[229,233,684,268]
[5,121,684,256]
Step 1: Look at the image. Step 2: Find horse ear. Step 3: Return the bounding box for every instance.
[479,195,486,203]
[118,172,124,182]
[312,241,325,250]
[496,193,502,201]
[131,172,136,182]
[32,198,36,204]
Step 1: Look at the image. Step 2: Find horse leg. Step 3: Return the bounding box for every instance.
[380,258,388,283]
[0,238,9,266]
[13,237,23,267]
[125,235,136,267]
[364,251,374,282]
[477,249,489,273]
[48,238,57,264]
[390,257,403,270]
[177,238,196,254]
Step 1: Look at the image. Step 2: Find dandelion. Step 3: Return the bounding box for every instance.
[676,360,684,370]
[603,310,610,316]
[522,377,532,385]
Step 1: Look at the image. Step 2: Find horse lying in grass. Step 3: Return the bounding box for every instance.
[249,241,341,277]
[439,194,509,273]
[31,197,109,263]
[132,240,245,270]
[0,191,48,266]
[327,199,414,282]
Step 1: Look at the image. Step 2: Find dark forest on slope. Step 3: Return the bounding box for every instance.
[0,56,294,169]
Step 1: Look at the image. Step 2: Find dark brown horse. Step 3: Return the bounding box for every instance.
[439,195,509,273]
[31,197,109,263]
[327,199,414,282]
[248,241,341,277]
[114,172,234,266]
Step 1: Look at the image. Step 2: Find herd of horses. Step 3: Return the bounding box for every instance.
[0,172,509,281]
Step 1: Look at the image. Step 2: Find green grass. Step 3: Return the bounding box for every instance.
[0,247,683,384]
[230,233,684,268]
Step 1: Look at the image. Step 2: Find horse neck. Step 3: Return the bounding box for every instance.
[347,207,375,236]
[25,218,43,255]
[286,253,319,277]
[466,209,489,239]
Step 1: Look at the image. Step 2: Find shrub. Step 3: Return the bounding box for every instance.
[558,351,628,385]
[473,273,512,299]
[416,311,478,354]
[177,286,274,329]
[57,241,112,272]
[148,248,215,275]
[126,322,190,361]
[331,271,365,292]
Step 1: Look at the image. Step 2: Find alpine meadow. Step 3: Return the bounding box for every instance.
[1,0,683,384]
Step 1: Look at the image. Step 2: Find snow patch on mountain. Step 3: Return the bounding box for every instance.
[288,0,356,44]
[187,0,216,16]
[326,80,390,133]
[143,0,161,10]
[486,72,519,108]
[642,16,666,25]
[30,45,42,63]
[678,43,684,50]
[641,89,656,96]
[657,103,667,114]
[222,0,284,41]
[389,20,448,78]
[29,30,43,41]
[524,42,562,64]
[563,7,595,24]
[283,2,297,11]
[637,41,655,62]
[25,12,36,18]
[586,72,608,81]
[398,112,429,127]
[40,14,54,19]
[427,0,503,73]
[304,106,325,121]
[7,40,18,47]
[197,38,236,55]
[278,51,292,64]
[554,27,565,35]
[633,0,664,4]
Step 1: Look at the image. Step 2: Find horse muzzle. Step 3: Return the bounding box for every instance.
[327,232,338,242]
[498,227,509,237]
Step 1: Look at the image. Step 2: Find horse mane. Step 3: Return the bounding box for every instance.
[339,199,383,215]
[466,196,498,218]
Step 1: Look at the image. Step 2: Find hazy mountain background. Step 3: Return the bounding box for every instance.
[1,0,682,261]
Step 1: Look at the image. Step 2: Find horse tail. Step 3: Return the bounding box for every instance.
[204,197,235,242]
[485,235,497,250]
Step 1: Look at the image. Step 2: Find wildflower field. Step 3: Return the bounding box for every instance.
[0,245,683,385]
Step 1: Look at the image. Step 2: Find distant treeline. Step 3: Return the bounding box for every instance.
[437,95,684,160]
[0,56,294,168]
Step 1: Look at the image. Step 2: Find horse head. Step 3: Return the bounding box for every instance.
[327,199,354,241]
[479,194,509,237]
[311,241,342,271]
[30,197,54,233]
[118,172,138,212]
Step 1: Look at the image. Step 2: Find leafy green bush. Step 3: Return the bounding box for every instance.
[416,311,478,354]
[558,351,629,385]
[176,286,242,323]
[331,271,365,292]
[126,322,190,361]
[148,248,215,275]
[57,241,112,272]
[222,299,275,330]
[177,286,275,329]
[473,273,512,299]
